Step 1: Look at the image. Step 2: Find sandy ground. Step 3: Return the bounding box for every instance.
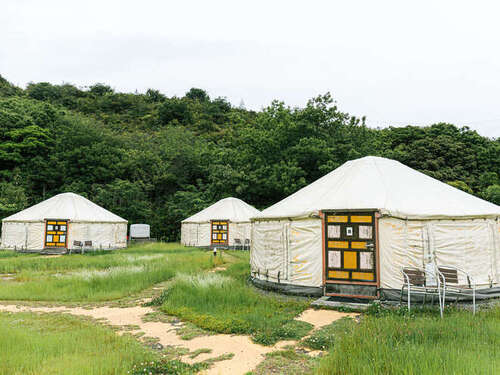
[0,304,356,374]
[297,308,359,329]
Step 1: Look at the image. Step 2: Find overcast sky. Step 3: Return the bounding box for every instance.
[1,0,499,138]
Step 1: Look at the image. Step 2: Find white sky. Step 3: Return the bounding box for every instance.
[1,0,499,138]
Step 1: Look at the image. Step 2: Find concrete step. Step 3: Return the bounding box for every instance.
[311,296,372,311]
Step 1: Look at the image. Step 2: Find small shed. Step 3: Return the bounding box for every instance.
[130,224,151,239]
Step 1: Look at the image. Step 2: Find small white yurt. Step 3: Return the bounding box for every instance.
[251,156,500,299]
[1,192,127,251]
[181,197,260,248]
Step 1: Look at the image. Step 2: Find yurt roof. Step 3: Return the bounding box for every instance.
[253,156,500,220]
[2,192,127,223]
[182,197,260,223]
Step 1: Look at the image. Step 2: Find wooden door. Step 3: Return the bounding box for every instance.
[324,211,377,283]
[211,220,228,246]
[44,219,68,248]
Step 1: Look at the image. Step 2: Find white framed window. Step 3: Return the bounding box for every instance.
[359,226,372,239]
[360,252,374,269]
[328,251,341,268]
[328,225,341,238]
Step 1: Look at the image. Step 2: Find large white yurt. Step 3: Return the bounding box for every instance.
[181,197,260,248]
[1,192,127,251]
[251,156,500,299]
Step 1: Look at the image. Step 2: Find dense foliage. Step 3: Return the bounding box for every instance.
[0,75,498,239]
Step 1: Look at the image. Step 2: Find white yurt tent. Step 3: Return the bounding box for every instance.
[1,192,127,252]
[181,197,260,248]
[251,156,500,299]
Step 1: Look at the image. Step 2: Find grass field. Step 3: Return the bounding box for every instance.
[0,311,154,375]
[1,243,499,375]
[154,252,313,345]
[314,305,500,375]
[0,243,224,302]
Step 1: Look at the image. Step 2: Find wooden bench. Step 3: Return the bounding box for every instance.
[437,266,476,315]
[401,266,443,317]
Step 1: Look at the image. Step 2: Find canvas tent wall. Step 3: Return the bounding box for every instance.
[251,156,500,299]
[1,192,127,251]
[181,197,260,247]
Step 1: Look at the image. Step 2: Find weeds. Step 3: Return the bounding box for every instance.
[301,317,355,351]
[315,304,500,375]
[0,243,224,301]
[158,255,312,345]
[0,311,155,375]
[250,349,319,375]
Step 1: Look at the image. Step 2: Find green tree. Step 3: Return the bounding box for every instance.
[446,180,474,194]
[0,181,28,219]
[158,98,192,125]
[482,184,500,205]
[185,88,209,102]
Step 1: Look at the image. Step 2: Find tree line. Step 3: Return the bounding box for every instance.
[0,75,499,240]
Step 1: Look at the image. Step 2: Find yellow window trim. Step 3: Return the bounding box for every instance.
[351,216,372,223]
[329,270,349,279]
[351,241,367,249]
[343,251,357,269]
[328,241,349,249]
[352,272,374,280]
[328,216,348,223]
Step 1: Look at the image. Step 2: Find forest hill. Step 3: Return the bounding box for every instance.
[0,76,499,240]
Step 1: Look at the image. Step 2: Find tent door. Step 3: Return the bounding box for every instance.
[44,219,68,249]
[211,220,228,246]
[323,210,379,299]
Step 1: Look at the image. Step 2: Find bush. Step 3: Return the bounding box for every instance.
[130,359,207,375]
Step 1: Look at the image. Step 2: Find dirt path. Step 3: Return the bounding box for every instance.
[297,308,359,329]
[0,303,355,374]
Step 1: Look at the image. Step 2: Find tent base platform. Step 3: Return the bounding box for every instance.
[312,296,371,310]
[382,287,500,302]
[5,247,125,255]
[250,277,323,297]
[252,277,500,303]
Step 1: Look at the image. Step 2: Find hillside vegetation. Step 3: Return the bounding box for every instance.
[0,76,499,239]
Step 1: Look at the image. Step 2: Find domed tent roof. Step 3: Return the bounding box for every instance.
[2,192,127,223]
[182,197,260,223]
[254,156,500,220]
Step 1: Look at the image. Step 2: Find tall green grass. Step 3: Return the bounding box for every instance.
[0,243,223,302]
[315,306,500,375]
[156,255,312,345]
[0,311,154,375]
